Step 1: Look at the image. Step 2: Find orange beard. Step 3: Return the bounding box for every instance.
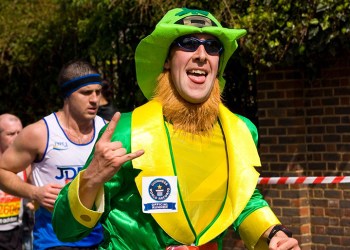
[153,71,221,135]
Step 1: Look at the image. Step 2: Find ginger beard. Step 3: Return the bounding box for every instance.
[153,71,221,134]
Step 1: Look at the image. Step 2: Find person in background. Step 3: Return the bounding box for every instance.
[0,113,32,250]
[97,79,118,121]
[52,8,300,250]
[0,60,106,250]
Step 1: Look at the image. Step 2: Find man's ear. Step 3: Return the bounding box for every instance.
[164,59,170,70]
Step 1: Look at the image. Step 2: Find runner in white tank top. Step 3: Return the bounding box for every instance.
[31,113,106,250]
[0,60,110,250]
[32,113,105,187]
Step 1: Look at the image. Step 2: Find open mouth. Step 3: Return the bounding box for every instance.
[187,69,208,76]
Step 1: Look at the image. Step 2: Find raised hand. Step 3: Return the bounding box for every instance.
[79,112,144,209]
[85,112,144,183]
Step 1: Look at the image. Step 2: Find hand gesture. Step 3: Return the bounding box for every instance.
[80,112,144,205]
[85,112,144,184]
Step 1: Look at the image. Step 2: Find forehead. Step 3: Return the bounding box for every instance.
[0,120,22,132]
[188,33,219,40]
[76,84,102,91]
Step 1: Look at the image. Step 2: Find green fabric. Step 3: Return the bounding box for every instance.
[236,114,259,147]
[52,112,269,250]
[135,7,246,99]
[232,189,269,233]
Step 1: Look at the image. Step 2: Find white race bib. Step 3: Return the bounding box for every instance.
[142,176,178,213]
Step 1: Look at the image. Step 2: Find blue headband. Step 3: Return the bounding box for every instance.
[61,74,102,98]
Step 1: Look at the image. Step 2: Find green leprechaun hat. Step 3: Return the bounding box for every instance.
[135,7,247,100]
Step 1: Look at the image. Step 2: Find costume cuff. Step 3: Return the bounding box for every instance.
[238,206,281,250]
[68,170,104,228]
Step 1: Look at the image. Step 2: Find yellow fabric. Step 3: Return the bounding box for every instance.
[197,105,261,245]
[238,207,281,250]
[68,170,103,228]
[168,122,228,235]
[132,101,195,243]
[132,100,262,245]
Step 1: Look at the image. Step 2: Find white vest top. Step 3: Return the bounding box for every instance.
[32,113,106,187]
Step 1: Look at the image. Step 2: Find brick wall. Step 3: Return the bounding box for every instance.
[223,53,350,249]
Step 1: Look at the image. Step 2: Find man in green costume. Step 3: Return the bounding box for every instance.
[52,8,300,250]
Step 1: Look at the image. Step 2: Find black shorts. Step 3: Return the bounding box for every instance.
[0,226,23,250]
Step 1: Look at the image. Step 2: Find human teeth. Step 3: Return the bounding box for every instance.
[188,69,206,75]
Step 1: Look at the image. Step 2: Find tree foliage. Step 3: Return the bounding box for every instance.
[0,0,349,124]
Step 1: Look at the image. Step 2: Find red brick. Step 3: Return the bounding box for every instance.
[226,52,350,249]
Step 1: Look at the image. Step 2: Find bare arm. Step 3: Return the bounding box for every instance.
[0,122,42,199]
[0,121,61,210]
[79,112,144,209]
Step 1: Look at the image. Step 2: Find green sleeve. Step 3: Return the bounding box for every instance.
[232,115,280,249]
[236,114,259,146]
[52,181,94,241]
[232,189,269,232]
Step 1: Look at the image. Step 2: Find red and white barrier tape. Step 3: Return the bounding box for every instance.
[258,176,350,185]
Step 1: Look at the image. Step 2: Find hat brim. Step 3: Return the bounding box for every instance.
[135,24,246,100]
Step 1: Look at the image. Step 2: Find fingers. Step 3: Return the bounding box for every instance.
[100,112,121,142]
[128,149,145,160]
[110,141,123,151]
[26,201,35,210]
[49,183,63,189]
[44,197,57,206]
[48,184,63,195]
[116,149,144,165]
[42,184,61,211]
[110,149,144,169]
[270,237,300,250]
[101,140,144,163]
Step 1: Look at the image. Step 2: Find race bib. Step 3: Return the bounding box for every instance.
[142,176,178,213]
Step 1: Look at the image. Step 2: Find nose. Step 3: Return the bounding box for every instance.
[90,91,100,103]
[193,44,207,62]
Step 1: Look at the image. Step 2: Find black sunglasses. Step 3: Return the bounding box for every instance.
[173,36,223,55]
